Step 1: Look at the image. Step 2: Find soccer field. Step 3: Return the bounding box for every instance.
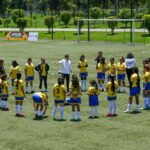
[0,40,150,150]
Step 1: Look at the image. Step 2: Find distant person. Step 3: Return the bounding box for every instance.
[24,58,35,94]
[56,54,72,92]
[125,53,136,86]
[35,58,49,92]
[0,60,5,78]
[78,55,88,92]
[9,60,21,94]
[95,51,105,65]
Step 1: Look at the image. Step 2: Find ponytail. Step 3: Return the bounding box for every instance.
[110,75,115,93]
[16,72,21,88]
[133,67,140,88]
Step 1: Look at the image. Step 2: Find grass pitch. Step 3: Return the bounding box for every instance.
[0,40,150,150]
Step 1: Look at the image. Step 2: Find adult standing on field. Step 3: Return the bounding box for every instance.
[56,54,72,92]
[95,51,105,65]
[35,58,49,92]
[125,53,136,86]
[0,60,5,78]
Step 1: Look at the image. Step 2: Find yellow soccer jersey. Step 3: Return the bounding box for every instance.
[2,81,8,95]
[24,63,34,77]
[117,62,126,74]
[142,72,150,83]
[14,79,24,97]
[38,92,48,101]
[97,63,107,72]
[131,73,141,87]
[106,81,118,97]
[69,82,81,98]
[107,63,117,75]
[53,83,66,100]
[0,79,2,89]
[78,60,88,72]
[10,66,20,79]
[88,86,100,95]
[41,64,46,76]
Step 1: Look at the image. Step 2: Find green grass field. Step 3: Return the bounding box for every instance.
[0,40,150,150]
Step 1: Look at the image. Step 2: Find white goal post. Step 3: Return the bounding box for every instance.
[77,18,142,44]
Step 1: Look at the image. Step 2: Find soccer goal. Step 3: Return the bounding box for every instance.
[77,18,146,44]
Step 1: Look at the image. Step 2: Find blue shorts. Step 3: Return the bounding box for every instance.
[97,73,105,79]
[70,98,81,104]
[130,87,140,97]
[15,97,24,101]
[89,95,99,106]
[0,89,2,93]
[26,76,34,81]
[54,100,65,105]
[80,72,88,77]
[144,82,150,90]
[11,79,15,84]
[32,94,42,104]
[118,74,125,81]
[2,94,8,98]
[107,96,117,101]
[107,75,116,81]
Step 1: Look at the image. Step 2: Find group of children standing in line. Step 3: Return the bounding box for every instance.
[0,51,150,121]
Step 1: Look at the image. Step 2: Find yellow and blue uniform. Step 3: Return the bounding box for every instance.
[107,63,117,80]
[0,78,2,94]
[69,82,81,104]
[14,79,25,101]
[117,62,126,81]
[130,73,141,97]
[142,71,150,91]
[97,63,107,79]
[24,63,34,81]
[32,92,48,105]
[2,81,9,98]
[53,83,66,104]
[78,60,88,77]
[10,66,20,83]
[106,81,118,100]
[88,86,100,106]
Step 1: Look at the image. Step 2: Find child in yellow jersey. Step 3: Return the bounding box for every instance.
[32,92,48,120]
[14,72,25,117]
[142,65,150,110]
[107,57,117,81]
[124,67,141,113]
[87,80,100,118]
[52,77,66,120]
[106,74,118,117]
[117,56,126,93]
[0,77,2,108]
[24,58,34,94]
[78,55,88,92]
[1,75,9,111]
[96,57,107,91]
[68,74,82,121]
[9,60,20,94]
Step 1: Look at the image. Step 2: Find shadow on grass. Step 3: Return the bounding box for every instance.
[106,33,118,36]
[53,118,66,122]
[73,32,84,35]
[142,34,150,37]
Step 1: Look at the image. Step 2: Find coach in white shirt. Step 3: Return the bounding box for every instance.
[57,54,71,92]
[125,53,136,85]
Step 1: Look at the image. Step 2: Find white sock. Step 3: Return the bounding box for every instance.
[15,105,19,113]
[118,86,121,91]
[11,86,14,93]
[2,100,5,108]
[77,111,80,119]
[81,80,84,91]
[26,86,28,92]
[89,107,94,117]
[94,107,99,116]
[0,98,2,107]
[84,80,86,91]
[143,98,148,108]
[31,86,34,91]
[113,101,117,114]
[20,105,23,113]
[60,106,64,119]
[5,101,8,108]
[52,106,57,119]
[35,110,38,115]
[135,104,139,111]
[102,84,105,90]
[109,101,113,114]
[71,111,75,120]
[38,111,43,116]
[148,98,150,107]
[98,84,100,89]
[123,87,126,92]
[127,104,132,111]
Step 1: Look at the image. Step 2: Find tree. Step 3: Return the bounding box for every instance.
[74,17,84,34]
[107,16,118,34]
[16,18,30,32]
[11,9,25,24]
[0,0,9,17]
[142,14,150,35]
[44,15,55,33]
[0,18,2,25]
[60,11,71,27]
[3,18,11,27]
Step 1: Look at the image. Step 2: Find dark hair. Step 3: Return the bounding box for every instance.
[90,80,98,90]
[110,57,114,62]
[120,56,125,63]
[16,72,21,88]
[1,74,7,80]
[58,77,63,85]
[72,74,79,90]
[133,67,140,88]
[12,60,19,67]
[101,57,105,64]
[126,53,134,59]
[65,54,69,58]
[80,55,85,61]
[110,74,115,94]
[27,57,32,62]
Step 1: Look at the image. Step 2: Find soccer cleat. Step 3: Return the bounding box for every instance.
[94,116,100,118]
[31,90,35,94]
[88,116,93,119]
[106,113,113,117]
[19,113,25,117]
[26,91,29,94]
[113,113,118,116]
[124,110,130,113]
[15,113,20,117]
